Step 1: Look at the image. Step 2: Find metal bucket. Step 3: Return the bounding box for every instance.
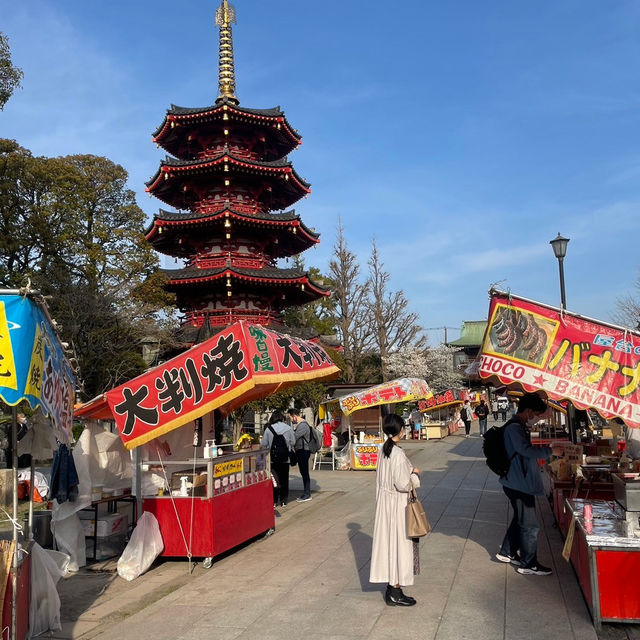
[24,510,53,548]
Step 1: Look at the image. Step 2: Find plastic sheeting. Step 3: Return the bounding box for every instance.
[28,544,69,638]
[116,512,164,581]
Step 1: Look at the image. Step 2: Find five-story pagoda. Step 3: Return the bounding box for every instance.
[145,0,329,343]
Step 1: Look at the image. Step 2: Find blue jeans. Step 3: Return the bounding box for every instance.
[500,486,540,568]
[296,449,311,497]
[479,418,488,435]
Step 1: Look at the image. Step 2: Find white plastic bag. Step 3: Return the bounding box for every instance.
[28,543,70,638]
[52,513,86,572]
[117,512,164,581]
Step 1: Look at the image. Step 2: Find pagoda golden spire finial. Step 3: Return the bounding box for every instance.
[215,0,238,104]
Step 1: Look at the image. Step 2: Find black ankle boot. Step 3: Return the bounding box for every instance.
[385,585,417,606]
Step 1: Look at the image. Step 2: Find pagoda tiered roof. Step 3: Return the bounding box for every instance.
[152,98,301,160]
[145,151,310,210]
[145,207,319,257]
[162,265,329,304]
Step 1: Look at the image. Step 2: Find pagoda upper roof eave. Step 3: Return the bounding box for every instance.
[161,266,330,297]
[151,99,302,146]
[144,207,320,243]
[144,152,311,193]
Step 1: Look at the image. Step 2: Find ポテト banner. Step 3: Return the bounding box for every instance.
[478,290,640,428]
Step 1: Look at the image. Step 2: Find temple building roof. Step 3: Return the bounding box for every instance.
[145,207,319,258]
[145,151,310,211]
[162,265,328,294]
[152,99,301,153]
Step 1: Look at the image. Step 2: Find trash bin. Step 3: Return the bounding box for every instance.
[24,510,53,548]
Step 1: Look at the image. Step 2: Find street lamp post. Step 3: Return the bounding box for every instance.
[549,233,569,310]
[549,233,575,441]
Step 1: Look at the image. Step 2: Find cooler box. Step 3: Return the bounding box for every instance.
[79,511,128,537]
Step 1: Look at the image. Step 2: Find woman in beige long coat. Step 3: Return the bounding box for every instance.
[369,413,421,606]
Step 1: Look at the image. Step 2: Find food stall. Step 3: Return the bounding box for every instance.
[338,378,432,470]
[0,290,76,640]
[478,288,640,629]
[76,321,339,565]
[418,388,466,438]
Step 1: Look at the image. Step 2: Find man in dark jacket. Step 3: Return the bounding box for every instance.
[496,393,562,575]
[289,408,313,502]
[476,399,489,436]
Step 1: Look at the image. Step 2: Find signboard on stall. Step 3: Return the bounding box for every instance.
[478,290,640,428]
[351,443,382,470]
[339,378,432,416]
[0,294,75,443]
[418,388,463,412]
[99,321,339,449]
[213,458,243,478]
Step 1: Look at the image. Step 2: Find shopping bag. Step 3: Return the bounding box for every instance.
[406,486,430,538]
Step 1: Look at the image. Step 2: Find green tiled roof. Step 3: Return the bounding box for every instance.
[447,321,487,347]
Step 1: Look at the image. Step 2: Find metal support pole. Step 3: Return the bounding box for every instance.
[11,407,18,640]
[558,258,567,310]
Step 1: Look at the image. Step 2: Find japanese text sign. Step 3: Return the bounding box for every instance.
[351,443,381,470]
[418,388,462,412]
[0,294,75,443]
[479,291,640,428]
[339,378,432,416]
[105,321,340,449]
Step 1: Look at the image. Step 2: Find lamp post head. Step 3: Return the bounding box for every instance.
[550,233,570,260]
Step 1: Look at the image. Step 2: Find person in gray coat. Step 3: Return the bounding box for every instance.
[496,393,562,575]
[289,407,313,502]
[261,410,295,507]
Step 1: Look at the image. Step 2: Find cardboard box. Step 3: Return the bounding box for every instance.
[79,511,128,538]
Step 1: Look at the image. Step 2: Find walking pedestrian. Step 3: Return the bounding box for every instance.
[261,410,295,507]
[496,392,562,575]
[476,398,489,436]
[410,406,422,440]
[491,399,499,421]
[370,413,421,606]
[460,400,472,437]
[289,407,312,502]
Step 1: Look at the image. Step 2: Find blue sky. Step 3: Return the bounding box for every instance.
[2,1,639,345]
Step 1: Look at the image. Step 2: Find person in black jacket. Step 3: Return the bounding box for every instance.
[476,399,489,436]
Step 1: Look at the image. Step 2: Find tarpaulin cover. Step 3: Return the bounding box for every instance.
[0,294,75,443]
[76,321,340,449]
[478,290,640,428]
[339,378,432,416]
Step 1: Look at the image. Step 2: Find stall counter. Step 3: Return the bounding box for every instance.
[141,447,274,560]
[564,498,640,629]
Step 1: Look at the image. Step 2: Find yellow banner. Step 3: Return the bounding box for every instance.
[24,323,44,398]
[0,302,17,391]
[213,458,243,478]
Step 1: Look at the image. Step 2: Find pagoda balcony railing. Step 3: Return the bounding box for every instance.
[183,309,283,328]
[197,146,259,162]
[189,252,276,270]
[195,200,259,216]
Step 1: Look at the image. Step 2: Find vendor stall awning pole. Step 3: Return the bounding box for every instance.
[11,407,18,640]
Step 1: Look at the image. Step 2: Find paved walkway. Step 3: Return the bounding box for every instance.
[53,424,636,640]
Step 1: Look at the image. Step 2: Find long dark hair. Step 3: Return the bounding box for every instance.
[382,414,405,458]
[268,410,286,426]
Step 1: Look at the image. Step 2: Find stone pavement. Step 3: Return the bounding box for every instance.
[53,425,637,640]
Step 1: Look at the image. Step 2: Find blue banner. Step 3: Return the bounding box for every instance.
[0,295,75,443]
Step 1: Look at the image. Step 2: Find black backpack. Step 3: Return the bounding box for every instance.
[460,406,468,421]
[482,419,518,477]
[268,425,290,463]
